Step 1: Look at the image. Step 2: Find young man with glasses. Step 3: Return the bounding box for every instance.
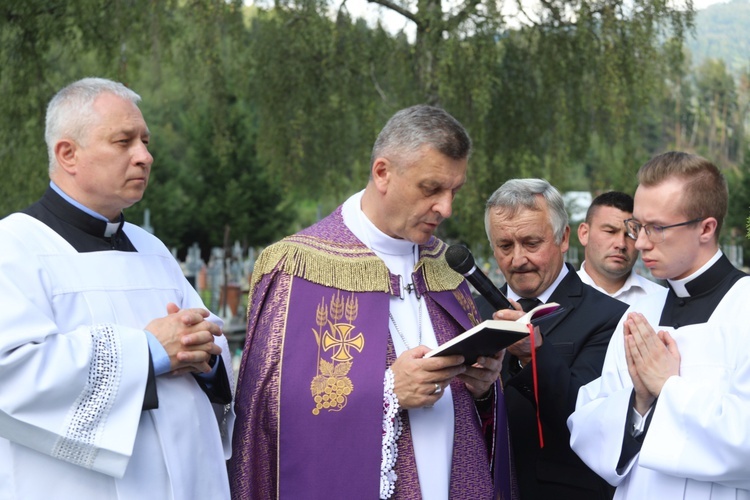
[568,151,750,499]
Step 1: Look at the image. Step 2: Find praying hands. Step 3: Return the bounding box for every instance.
[623,312,681,415]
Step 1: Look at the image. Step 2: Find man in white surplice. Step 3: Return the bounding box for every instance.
[0,78,234,499]
[568,151,750,499]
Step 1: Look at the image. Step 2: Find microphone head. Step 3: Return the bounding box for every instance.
[445,244,475,274]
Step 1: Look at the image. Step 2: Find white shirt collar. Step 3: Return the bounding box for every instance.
[580,260,646,295]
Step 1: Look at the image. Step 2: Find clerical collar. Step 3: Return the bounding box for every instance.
[667,249,723,298]
[47,183,124,238]
[343,190,416,258]
[506,263,568,304]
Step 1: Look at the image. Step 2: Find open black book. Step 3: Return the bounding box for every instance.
[424,302,563,364]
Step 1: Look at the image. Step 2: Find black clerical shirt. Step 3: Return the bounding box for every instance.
[23,187,136,252]
[660,254,746,328]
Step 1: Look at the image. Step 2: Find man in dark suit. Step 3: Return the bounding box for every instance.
[478,178,628,500]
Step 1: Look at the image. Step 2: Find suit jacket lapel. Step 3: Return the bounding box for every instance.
[540,264,583,335]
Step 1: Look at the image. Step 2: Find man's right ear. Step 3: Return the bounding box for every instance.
[577,222,589,246]
[54,139,78,174]
[371,157,391,194]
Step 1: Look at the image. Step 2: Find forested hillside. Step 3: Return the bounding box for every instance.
[688,0,750,76]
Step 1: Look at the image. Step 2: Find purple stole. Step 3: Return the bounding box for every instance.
[229,207,515,500]
[278,278,388,498]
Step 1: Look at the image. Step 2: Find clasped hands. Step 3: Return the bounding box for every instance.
[145,302,224,375]
[624,312,681,415]
[390,347,504,410]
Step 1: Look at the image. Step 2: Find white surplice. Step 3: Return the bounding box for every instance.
[0,214,234,500]
[568,278,750,499]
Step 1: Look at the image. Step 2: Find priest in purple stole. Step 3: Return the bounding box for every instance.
[230,105,516,499]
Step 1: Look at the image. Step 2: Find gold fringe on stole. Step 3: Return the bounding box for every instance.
[248,236,465,302]
[418,241,464,292]
[249,238,393,295]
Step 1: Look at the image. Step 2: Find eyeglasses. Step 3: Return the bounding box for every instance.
[624,217,704,243]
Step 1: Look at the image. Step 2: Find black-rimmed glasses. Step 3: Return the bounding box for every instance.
[624,217,704,243]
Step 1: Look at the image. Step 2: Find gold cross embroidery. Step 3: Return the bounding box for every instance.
[322,323,365,362]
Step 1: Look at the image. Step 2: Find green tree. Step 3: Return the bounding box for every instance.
[0,0,292,254]
[691,58,739,162]
[247,5,420,213]
[5,0,736,258]
[129,0,293,252]
[0,0,178,216]
[250,0,695,249]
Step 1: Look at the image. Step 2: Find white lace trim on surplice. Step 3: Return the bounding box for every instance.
[51,324,122,468]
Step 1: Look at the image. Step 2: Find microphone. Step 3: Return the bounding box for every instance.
[445,244,513,310]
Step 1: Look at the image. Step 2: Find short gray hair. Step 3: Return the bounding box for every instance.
[485,178,568,244]
[45,77,142,173]
[370,105,471,168]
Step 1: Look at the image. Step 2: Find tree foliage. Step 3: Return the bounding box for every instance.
[3,0,749,260]
[246,6,419,214]
[0,0,291,256]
